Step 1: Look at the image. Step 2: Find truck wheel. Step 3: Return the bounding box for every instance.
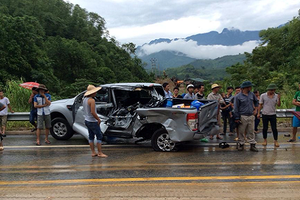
[151,128,177,152]
[50,117,73,140]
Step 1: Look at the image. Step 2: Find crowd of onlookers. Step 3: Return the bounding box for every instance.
[163,81,300,152]
[1,81,300,153]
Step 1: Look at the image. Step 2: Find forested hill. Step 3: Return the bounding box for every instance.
[165,54,246,81]
[0,0,151,97]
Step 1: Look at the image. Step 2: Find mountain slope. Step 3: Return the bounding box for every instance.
[165,54,246,81]
[140,51,196,70]
[186,28,260,45]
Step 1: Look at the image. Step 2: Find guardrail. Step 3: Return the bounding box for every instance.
[275,109,294,118]
[5,109,297,121]
[7,112,30,121]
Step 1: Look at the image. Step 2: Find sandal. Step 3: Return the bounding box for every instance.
[36,142,41,146]
[216,136,223,140]
[45,140,51,144]
[219,142,230,149]
[287,139,296,142]
[92,154,98,157]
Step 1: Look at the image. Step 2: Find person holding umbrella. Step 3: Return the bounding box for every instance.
[28,87,38,132]
[34,84,51,145]
[20,82,40,132]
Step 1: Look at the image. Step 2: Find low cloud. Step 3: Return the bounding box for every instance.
[139,39,260,59]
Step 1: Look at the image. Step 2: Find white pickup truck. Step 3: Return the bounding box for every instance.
[49,83,219,151]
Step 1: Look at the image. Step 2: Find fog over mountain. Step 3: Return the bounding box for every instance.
[137,28,261,69]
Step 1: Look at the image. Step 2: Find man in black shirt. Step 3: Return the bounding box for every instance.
[195,84,205,100]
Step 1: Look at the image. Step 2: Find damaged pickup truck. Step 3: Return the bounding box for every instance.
[49,83,219,151]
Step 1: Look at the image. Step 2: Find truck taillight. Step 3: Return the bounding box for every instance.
[187,113,198,131]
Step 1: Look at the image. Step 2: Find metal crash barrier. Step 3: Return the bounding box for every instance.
[7,112,30,121]
[5,109,296,121]
[275,109,294,118]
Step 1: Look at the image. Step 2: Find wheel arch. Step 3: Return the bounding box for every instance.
[51,112,67,121]
[135,123,165,139]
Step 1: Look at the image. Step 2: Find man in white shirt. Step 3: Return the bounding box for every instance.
[0,90,14,137]
[0,102,6,151]
[257,83,281,147]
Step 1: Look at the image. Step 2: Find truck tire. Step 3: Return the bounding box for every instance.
[151,128,177,152]
[50,117,74,140]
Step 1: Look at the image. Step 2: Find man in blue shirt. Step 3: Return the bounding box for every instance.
[34,84,51,146]
[183,84,196,99]
[234,81,259,152]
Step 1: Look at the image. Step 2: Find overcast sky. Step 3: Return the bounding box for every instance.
[65,0,300,45]
[64,0,299,59]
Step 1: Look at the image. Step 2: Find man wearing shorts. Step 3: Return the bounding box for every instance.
[34,84,51,145]
[289,83,300,142]
[83,85,107,158]
[0,102,6,150]
[0,90,14,137]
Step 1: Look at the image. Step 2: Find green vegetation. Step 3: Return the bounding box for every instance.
[0,0,152,98]
[3,80,32,129]
[165,54,246,81]
[223,17,300,108]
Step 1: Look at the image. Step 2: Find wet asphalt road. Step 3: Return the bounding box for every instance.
[1,131,300,199]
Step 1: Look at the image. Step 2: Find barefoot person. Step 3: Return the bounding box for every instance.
[0,90,14,137]
[83,85,107,158]
[0,102,6,151]
[34,84,51,145]
[257,83,281,147]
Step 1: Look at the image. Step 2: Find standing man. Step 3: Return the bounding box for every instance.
[257,83,281,147]
[163,82,172,99]
[183,84,196,99]
[207,84,224,140]
[0,102,6,151]
[34,84,51,146]
[0,90,14,137]
[83,85,107,158]
[234,81,259,152]
[221,86,234,136]
[288,83,300,142]
[196,84,205,100]
[172,87,182,98]
[254,90,261,134]
[28,87,38,132]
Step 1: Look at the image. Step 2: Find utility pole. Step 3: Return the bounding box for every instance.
[150,58,157,76]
